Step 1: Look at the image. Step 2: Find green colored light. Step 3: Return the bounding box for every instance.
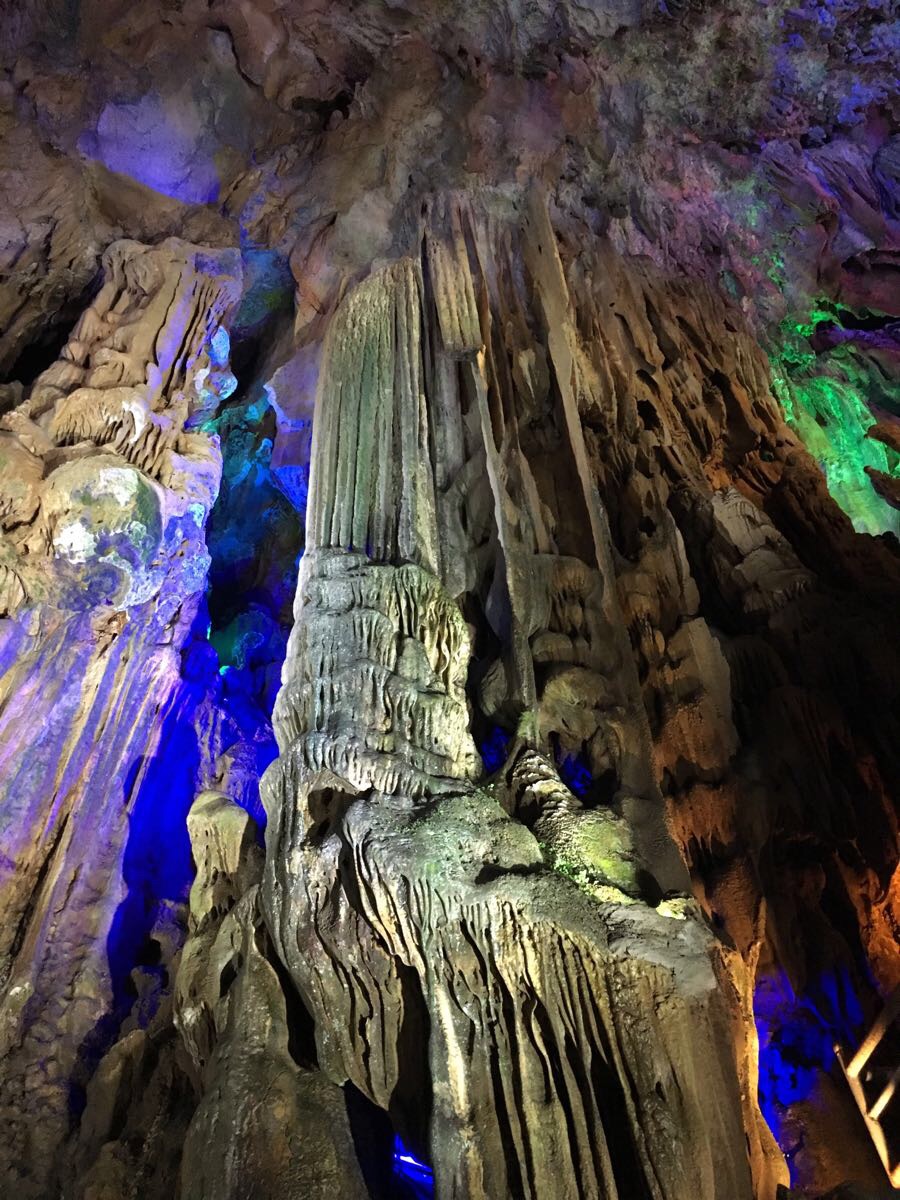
[769,305,900,537]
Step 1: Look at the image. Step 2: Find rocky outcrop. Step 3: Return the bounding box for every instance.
[259,199,783,1199]
[0,238,244,1195]
[0,2,898,1198]
[174,791,367,1200]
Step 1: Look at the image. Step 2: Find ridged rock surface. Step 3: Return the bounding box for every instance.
[0,238,243,1193]
[0,2,898,1198]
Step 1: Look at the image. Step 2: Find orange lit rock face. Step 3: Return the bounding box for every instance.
[0,3,898,1199]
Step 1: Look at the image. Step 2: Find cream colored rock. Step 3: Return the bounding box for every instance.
[0,237,242,1198]
[261,211,770,1198]
[176,791,367,1200]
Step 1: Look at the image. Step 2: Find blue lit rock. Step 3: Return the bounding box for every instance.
[0,4,898,1199]
[0,236,245,1195]
[44,458,165,609]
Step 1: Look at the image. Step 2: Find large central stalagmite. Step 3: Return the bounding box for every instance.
[260,194,775,1198]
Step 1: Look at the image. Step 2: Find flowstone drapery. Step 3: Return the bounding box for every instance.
[0,238,244,1193]
[259,194,775,1199]
[2,191,896,1200]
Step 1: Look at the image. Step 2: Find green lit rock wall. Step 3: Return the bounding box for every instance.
[771,307,900,536]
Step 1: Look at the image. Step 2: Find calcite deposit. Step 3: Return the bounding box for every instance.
[0,2,898,1198]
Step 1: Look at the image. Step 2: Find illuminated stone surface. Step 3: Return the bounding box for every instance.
[0,3,897,1198]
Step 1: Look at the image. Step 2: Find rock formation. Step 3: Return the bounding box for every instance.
[0,235,241,1185]
[0,2,898,1199]
[260,203,766,1200]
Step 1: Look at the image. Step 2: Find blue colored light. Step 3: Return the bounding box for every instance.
[559,754,593,797]
[754,965,865,1169]
[85,95,222,203]
[209,326,230,367]
[107,672,208,1015]
[393,1136,434,1198]
[479,725,511,773]
[217,372,238,402]
[550,743,590,798]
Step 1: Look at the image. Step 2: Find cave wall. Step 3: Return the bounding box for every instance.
[0,2,897,1198]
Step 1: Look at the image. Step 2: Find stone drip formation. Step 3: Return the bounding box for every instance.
[0,32,898,1192]
[261,198,759,1197]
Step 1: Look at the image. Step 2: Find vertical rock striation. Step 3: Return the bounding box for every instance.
[261,194,775,1199]
[0,3,898,1193]
[0,238,242,1195]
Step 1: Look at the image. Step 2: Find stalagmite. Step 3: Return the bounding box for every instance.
[0,239,242,1193]
[261,201,770,1198]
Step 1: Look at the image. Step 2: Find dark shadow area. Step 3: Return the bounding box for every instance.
[68,671,206,1123]
[1,279,99,389]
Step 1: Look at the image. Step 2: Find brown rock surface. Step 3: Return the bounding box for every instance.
[0,2,897,1198]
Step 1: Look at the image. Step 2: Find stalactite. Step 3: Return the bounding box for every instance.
[260,198,773,1199]
[306,260,439,576]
